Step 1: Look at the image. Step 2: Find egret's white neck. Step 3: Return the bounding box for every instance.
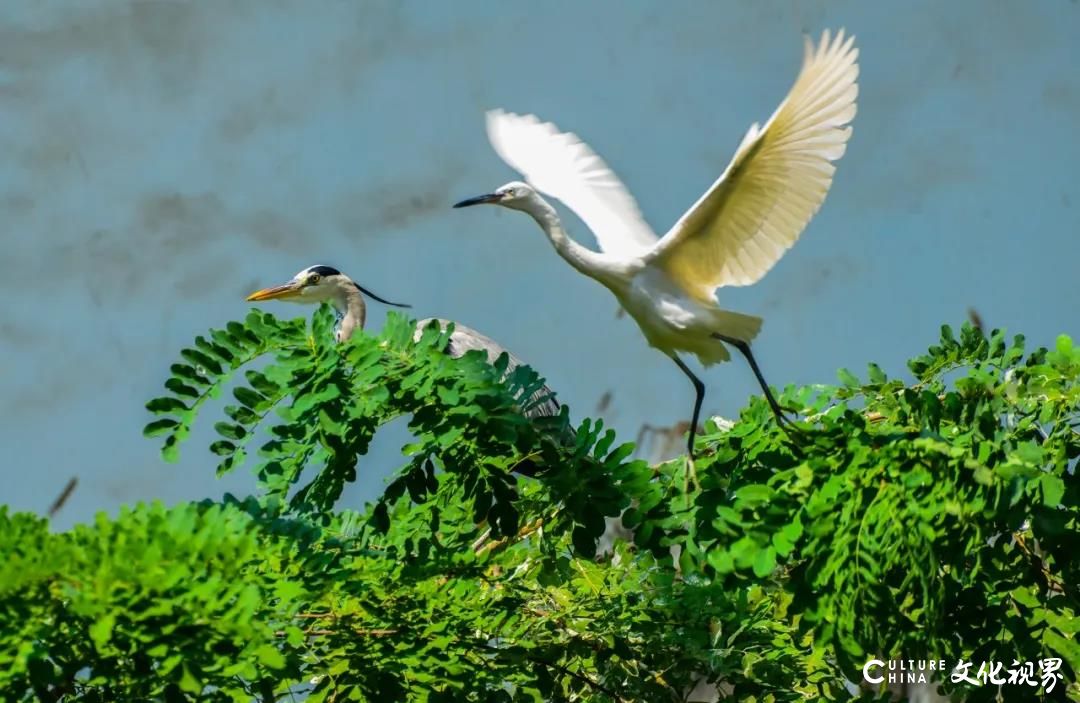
[522,195,613,279]
[331,284,367,342]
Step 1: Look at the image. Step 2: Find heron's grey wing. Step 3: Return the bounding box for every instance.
[414,318,561,419]
[445,324,562,420]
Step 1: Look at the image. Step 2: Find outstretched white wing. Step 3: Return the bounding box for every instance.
[649,29,859,300]
[485,109,659,259]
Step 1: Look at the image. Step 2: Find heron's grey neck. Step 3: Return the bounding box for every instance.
[525,196,610,277]
[332,284,367,342]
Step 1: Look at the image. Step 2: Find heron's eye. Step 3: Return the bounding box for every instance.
[308,274,321,285]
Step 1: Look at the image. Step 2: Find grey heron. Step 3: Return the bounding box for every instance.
[245,265,561,420]
[454,30,858,474]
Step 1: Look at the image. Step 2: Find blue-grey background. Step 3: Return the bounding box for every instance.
[2,1,1077,529]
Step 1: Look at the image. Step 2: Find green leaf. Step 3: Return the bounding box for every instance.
[245,370,281,396]
[170,363,209,386]
[89,613,116,651]
[195,335,235,364]
[227,320,259,345]
[1041,474,1065,507]
[734,484,773,509]
[209,440,236,456]
[752,547,776,577]
[164,378,200,399]
[772,520,802,557]
[1056,334,1074,355]
[214,422,247,441]
[179,348,224,376]
[234,386,268,411]
[225,404,259,426]
[178,664,202,694]
[1009,586,1039,608]
[161,435,182,463]
[143,418,180,437]
[146,397,189,415]
[255,644,286,670]
[837,368,860,388]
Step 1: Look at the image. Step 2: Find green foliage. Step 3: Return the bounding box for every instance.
[686,325,1080,699]
[2,314,1078,701]
[0,500,331,701]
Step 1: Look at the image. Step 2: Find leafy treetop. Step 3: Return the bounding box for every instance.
[0,309,1076,702]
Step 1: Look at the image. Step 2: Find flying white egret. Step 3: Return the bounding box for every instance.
[454,29,858,470]
[245,265,561,419]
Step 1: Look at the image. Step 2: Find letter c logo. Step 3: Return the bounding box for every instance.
[863,659,885,684]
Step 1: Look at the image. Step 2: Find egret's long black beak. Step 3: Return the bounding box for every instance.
[453,193,502,208]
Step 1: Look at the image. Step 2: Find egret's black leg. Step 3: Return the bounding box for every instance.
[671,355,706,458]
[712,334,797,430]
[670,354,705,493]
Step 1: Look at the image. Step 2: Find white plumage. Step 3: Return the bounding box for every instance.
[485,109,659,260]
[456,30,859,467]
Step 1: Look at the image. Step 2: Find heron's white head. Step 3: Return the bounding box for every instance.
[246,265,410,309]
[247,264,411,342]
[453,181,540,212]
[245,265,349,305]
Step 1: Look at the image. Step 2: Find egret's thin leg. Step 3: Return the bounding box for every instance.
[712,334,796,431]
[671,355,704,493]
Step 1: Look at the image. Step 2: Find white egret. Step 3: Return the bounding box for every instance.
[454,29,858,469]
[246,265,561,419]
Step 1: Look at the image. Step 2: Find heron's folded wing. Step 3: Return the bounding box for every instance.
[648,30,859,299]
[485,109,659,259]
[429,319,561,418]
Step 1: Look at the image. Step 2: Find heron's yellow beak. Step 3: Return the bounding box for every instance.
[246,281,303,302]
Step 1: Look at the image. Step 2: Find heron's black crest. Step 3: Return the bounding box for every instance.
[353,283,411,309]
[305,265,342,277]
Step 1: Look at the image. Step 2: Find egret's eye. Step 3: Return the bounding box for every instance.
[307,274,321,285]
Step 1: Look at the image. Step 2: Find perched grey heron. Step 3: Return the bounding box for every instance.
[245,265,561,419]
[455,30,858,473]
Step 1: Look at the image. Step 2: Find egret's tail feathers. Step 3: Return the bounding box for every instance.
[713,310,763,344]
[693,311,763,367]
